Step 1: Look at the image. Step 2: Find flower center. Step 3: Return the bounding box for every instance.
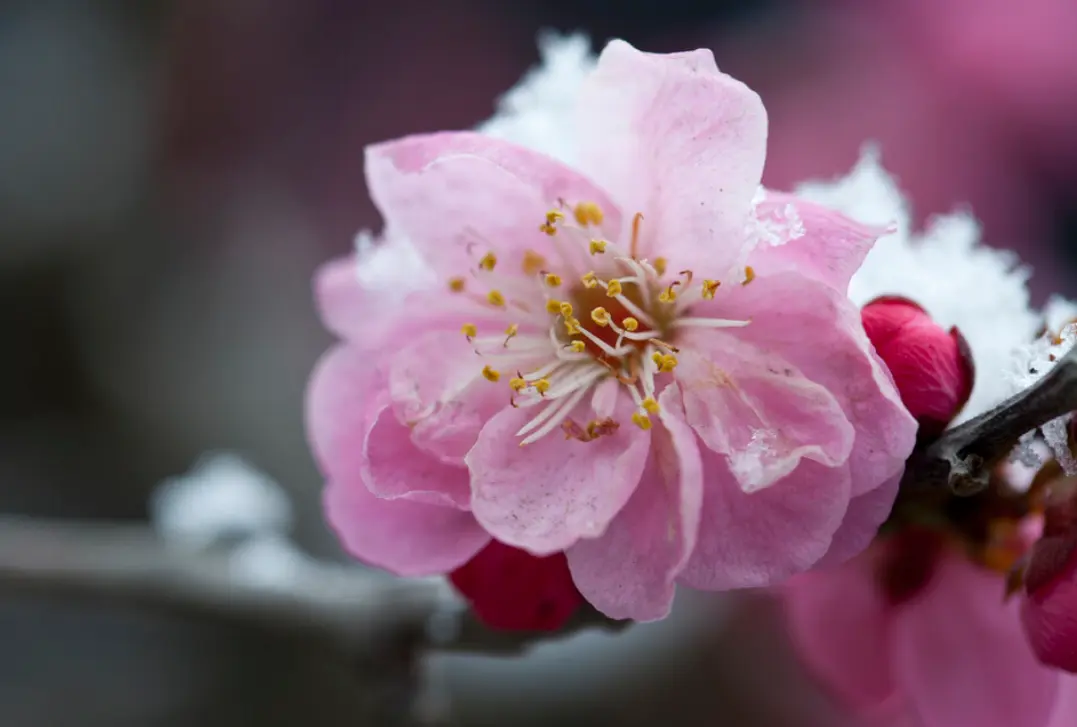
[447,200,752,445]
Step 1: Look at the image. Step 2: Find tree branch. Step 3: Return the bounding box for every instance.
[904,344,1077,495]
[0,515,623,655]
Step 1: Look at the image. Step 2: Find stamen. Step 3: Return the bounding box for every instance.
[702,279,721,299]
[658,285,678,303]
[479,252,497,271]
[509,376,527,393]
[622,317,639,332]
[448,277,466,292]
[574,202,604,227]
[544,273,562,288]
[630,212,644,259]
[641,397,660,414]
[540,209,565,236]
[605,280,623,297]
[533,378,551,395]
[742,266,756,285]
[674,317,751,329]
[590,307,611,327]
[461,323,478,339]
[487,290,506,307]
[652,352,678,373]
[564,317,582,335]
[503,323,518,346]
[559,302,574,318]
[631,412,652,430]
[482,365,501,382]
[546,299,563,314]
[522,250,547,275]
[518,384,592,446]
[589,239,607,255]
[653,257,667,276]
[568,340,586,353]
[581,271,598,288]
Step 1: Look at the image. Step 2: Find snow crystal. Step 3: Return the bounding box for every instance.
[150,453,293,549]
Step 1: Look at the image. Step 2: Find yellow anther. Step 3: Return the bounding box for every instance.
[522,250,547,275]
[574,201,604,227]
[546,299,564,315]
[533,378,551,395]
[540,210,565,235]
[742,266,756,285]
[544,273,562,287]
[652,352,664,366]
[559,302,574,317]
[478,252,497,271]
[658,287,678,303]
[581,271,598,288]
[702,279,721,299]
[653,257,668,276]
[589,239,608,255]
[568,340,586,353]
[503,324,519,346]
[448,276,466,292]
[461,323,478,338]
[631,412,653,430]
[509,377,528,392]
[481,365,501,383]
[590,307,610,327]
[565,317,582,335]
[606,280,623,297]
[487,290,506,307]
[654,354,679,373]
[642,397,660,414]
[622,317,639,332]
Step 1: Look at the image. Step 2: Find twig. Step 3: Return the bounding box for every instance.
[0,515,623,654]
[904,345,1077,495]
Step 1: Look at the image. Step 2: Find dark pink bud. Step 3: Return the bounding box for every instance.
[449,540,583,631]
[1021,478,1077,673]
[861,296,975,438]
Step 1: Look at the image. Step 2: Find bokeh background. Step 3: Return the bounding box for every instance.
[3,0,1075,724]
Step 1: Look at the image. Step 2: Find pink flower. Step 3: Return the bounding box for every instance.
[784,537,1077,727]
[860,297,974,438]
[1022,479,1077,673]
[306,40,917,622]
[449,540,583,631]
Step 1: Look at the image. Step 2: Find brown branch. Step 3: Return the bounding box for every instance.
[0,515,623,655]
[903,344,1077,495]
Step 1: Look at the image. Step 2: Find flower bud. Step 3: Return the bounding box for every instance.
[1021,477,1077,672]
[449,540,583,631]
[861,296,974,438]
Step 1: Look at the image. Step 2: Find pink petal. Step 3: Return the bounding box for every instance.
[707,271,916,496]
[894,553,1059,727]
[306,345,382,482]
[365,131,622,276]
[567,385,703,621]
[679,453,851,590]
[750,192,885,293]
[363,396,471,508]
[324,471,489,577]
[783,553,898,712]
[577,40,767,272]
[1046,679,1077,727]
[1022,546,1077,673]
[467,389,650,555]
[314,255,369,342]
[816,472,902,568]
[677,329,854,492]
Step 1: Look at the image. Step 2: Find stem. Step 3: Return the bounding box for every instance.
[904,345,1077,495]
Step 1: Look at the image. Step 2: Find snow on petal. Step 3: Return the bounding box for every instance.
[677,329,854,493]
[567,385,702,621]
[576,39,767,272]
[468,390,650,555]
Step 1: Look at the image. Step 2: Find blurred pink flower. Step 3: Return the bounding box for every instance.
[306,40,916,623]
[784,537,1077,727]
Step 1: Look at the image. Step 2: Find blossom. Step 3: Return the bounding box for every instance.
[307,39,917,623]
[449,540,583,631]
[860,296,974,438]
[1022,477,1077,673]
[784,538,1077,727]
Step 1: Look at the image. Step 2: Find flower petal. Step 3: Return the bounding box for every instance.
[468,388,650,555]
[567,385,703,621]
[679,453,851,590]
[677,329,854,493]
[365,131,622,276]
[783,553,898,712]
[749,192,884,293]
[324,471,489,577]
[894,553,1059,727]
[306,345,383,482]
[816,472,902,568]
[705,271,916,496]
[577,39,766,272]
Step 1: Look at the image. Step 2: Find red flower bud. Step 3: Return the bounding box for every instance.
[861,296,974,438]
[449,540,583,631]
[1021,478,1077,673]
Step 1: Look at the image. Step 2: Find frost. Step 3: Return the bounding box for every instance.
[479,33,594,165]
[797,148,1041,423]
[151,453,293,549]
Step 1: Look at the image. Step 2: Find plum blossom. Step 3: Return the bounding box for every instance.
[784,538,1077,727]
[307,39,917,623]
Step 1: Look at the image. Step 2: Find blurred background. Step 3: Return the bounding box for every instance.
[2,0,1075,724]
